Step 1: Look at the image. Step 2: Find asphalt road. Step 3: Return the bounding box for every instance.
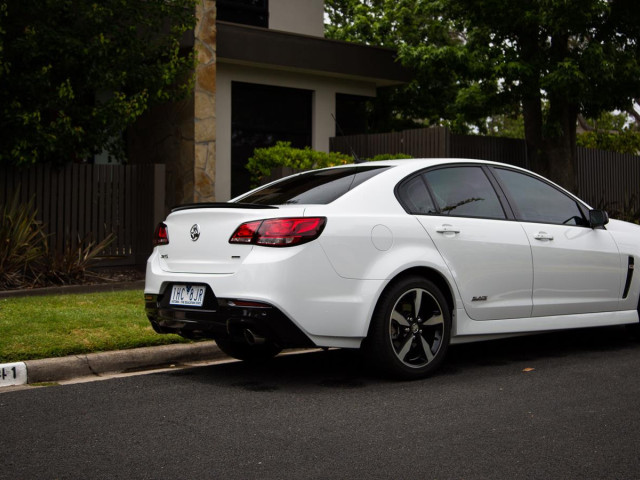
[2,326,640,480]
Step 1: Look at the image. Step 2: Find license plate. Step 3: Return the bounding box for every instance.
[169,285,206,307]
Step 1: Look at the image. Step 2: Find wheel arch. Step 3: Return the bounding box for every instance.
[365,266,456,338]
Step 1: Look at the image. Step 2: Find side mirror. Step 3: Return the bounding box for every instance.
[589,209,609,229]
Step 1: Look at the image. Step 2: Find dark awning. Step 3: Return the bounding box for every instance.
[216,21,411,86]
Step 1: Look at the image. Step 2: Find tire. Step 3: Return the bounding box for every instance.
[214,337,282,362]
[364,276,451,380]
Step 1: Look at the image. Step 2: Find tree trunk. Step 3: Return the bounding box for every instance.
[544,135,576,193]
[523,96,577,193]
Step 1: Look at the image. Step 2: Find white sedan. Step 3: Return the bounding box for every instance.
[144,159,640,379]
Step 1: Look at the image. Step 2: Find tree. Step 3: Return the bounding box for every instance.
[577,111,640,154]
[0,0,196,166]
[326,0,471,131]
[325,0,640,191]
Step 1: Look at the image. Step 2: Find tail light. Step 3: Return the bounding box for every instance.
[153,222,169,246]
[229,217,326,247]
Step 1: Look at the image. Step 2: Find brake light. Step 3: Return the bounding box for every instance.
[229,217,326,247]
[153,222,169,246]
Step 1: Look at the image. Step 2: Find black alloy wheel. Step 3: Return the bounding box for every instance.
[366,276,451,379]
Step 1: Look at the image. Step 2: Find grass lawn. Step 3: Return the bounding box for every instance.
[0,289,190,363]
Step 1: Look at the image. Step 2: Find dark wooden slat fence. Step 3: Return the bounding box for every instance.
[0,164,165,266]
[575,147,640,213]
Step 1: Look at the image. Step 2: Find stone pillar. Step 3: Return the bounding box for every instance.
[127,1,216,208]
[194,0,217,202]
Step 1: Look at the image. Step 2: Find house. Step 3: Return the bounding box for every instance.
[128,0,410,209]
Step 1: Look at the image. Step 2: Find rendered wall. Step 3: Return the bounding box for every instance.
[269,0,324,37]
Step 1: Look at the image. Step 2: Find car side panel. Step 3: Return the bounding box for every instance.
[316,213,446,281]
[606,219,640,312]
[418,216,534,321]
[453,306,638,338]
[518,223,623,316]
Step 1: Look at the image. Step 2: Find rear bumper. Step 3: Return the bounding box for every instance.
[144,292,314,348]
[145,243,385,348]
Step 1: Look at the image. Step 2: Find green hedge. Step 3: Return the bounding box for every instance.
[246,141,410,186]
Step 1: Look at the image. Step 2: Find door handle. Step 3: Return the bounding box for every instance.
[436,225,460,234]
[533,232,554,241]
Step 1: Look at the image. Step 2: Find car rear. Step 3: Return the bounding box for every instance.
[144,164,395,352]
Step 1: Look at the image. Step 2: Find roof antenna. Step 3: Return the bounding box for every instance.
[332,113,363,163]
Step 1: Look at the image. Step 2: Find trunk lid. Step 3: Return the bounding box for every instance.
[157,204,303,274]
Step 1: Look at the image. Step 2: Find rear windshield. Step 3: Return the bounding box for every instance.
[234,166,390,205]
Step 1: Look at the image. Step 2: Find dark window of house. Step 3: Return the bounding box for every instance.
[217,0,269,28]
[335,93,370,136]
[231,82,312,197]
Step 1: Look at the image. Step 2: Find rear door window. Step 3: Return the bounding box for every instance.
[423,166,506,219]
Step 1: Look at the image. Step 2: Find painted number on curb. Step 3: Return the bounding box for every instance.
[0,362,27,387]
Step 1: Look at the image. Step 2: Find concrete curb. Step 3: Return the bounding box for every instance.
[23,341,227,384]
[1,282,231,387]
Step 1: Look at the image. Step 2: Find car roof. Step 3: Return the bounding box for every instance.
[324,157,586,207]
[345,157,519,169]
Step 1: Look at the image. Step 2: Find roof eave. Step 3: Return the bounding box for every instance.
[216,21,412,87]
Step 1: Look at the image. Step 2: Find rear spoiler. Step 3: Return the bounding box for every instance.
[171,202,278,213]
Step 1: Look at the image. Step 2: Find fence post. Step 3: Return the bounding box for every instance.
[153,164,166,229]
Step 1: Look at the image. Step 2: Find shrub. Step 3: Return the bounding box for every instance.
[0,189,116,290]
[44,234,116,285]
[367,153,412,161]
[246,142,352,186]
[246,141,411,186]
[0,190,48,289]
[577,130,640,155]
[598,194,640,225]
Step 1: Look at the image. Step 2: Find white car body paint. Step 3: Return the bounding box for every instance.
[145,158,640,353]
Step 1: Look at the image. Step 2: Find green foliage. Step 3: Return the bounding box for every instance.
[0,0,197,166]
[475,113,526,139]
[325,0,468,127]
[577,130,640,155]
[0,190,48,289]
[597,194,640,225]
[246,141,411,187]
[327,0,640,125]
[586,112,635,132]
[247,142,352,186]
[45,234,116,286]
[325,1,640,188]
[367,153,411,161]
[0,190,116,289]
[0,3,6,78]
[576,112,640,155]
